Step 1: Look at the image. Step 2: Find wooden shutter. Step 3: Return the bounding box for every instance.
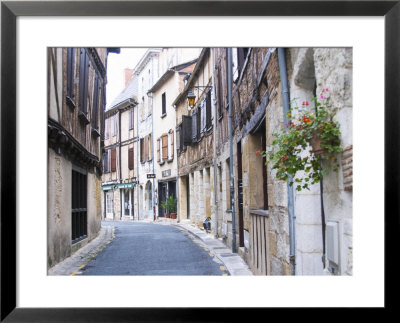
[192,110,197,141]
[128,147,134,170]
[170,130,174,159]
[157,138,160,162]
[196,107,201,140]
[206,90,212,129]
[217,64,223,118]
[148,134,152,161]
[111,148,116,172]
[140,138,144,163]
[162,134,168,161]
[144,136,148,162]
[92,73,99,129]
[79,48,89,113]
[67,48,75,100]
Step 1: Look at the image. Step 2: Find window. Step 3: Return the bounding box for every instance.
[112,114,117,137]
[103,150,109,173]
[128,147,134,170]
[79,48,89,114]
[176,125,182,154]
[161,92,166,116]
[111,148,116,172]
[72,169,87,242]
[182,115,192,147]
[129,108,134,130]
[66,48,75,108]
[104,118,110,139]
[106,192,113,215]
[161,134,168,161]
[141,96,145,120]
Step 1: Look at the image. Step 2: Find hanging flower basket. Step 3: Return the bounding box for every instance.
[259,89,343,191]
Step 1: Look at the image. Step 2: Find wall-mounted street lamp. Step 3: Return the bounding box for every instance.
[186,85,212,110]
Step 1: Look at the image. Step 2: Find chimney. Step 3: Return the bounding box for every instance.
[124,68,133,86]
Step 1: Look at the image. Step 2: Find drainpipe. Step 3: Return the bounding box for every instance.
[278,48,296,275]
[148,91,156,221]
[136,95,140,220]
[119,109,122,220]
[227,48,236,253]
[212,49,218,238]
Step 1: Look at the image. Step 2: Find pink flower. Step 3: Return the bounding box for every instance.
[320,95,326,99]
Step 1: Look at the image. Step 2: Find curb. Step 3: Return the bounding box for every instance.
[48,225,115,276]
[173,223,253,276]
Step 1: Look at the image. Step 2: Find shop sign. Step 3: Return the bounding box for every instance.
[147,174,156,179]
[116,183,135,189]
[101,185,114,191]
[162,169,171,178]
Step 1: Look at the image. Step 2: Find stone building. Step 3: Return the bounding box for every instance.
[101,76,138,221]
[148,58,197,217]
[173,48,216,228]
[47,47,117,269]
[209,47,353,276]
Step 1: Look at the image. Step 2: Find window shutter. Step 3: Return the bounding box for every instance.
[92,73,99,129]
[192,110,197,141]
[201,100,206,135]
[144,135,148,162]
[170,130,174,159]
[206,90,212,129]
[140,138,144,163]
[79,49,89,113]
[128,147,134,170]
[148,134,152,161]
[157,138,160,162]
[217,64,223,118]
[196,107,201,141]
[111,148,116,172]
[232,48,239,81]
[67,48,75,100]
[162,134,168,161]
[129,108,134,129]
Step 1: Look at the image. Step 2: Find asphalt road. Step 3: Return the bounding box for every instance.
[81,221,228,275]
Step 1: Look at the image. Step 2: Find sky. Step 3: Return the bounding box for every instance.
[106,47,148,109]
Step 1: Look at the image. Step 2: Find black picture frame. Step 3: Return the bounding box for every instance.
[1,0,397,321]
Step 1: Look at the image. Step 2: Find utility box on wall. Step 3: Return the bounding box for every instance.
[326,221,340,274]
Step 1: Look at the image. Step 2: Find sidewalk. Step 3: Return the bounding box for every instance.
[172,221,253,276]
[48,224,115,276]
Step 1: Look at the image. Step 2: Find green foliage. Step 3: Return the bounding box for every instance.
[160,195,177,214]
[259,90,343,191]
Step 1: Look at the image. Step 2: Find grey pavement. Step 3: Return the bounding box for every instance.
[48,219,253,276]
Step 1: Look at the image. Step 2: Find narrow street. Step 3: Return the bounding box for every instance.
[79,221,229,276]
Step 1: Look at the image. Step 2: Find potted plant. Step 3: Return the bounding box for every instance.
[160,195,177,219]
[259,89,343,191]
